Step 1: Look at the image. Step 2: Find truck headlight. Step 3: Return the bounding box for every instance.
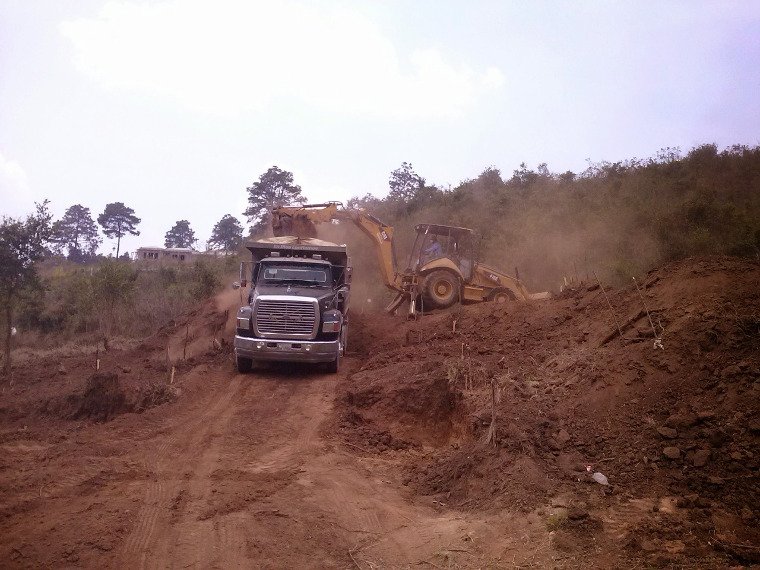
[322,321,341,333]
[237,317,250,329]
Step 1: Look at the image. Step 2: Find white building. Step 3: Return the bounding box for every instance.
[135,247,196,262]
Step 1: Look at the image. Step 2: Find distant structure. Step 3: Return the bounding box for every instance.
[135,246,196,262]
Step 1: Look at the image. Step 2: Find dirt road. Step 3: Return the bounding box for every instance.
[1,359,556,569]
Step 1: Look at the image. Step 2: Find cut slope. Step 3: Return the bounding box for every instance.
[338,256,760,566]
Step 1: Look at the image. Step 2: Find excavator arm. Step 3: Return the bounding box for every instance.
[271,203,407,309]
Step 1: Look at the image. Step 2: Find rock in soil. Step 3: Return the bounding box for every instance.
[662,446,681,460]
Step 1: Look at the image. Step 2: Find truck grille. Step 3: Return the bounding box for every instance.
[254,298,318,339]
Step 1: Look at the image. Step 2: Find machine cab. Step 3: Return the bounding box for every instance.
[408,224,477,281]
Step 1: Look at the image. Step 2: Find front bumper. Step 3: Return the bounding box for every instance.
[234,335,339,363]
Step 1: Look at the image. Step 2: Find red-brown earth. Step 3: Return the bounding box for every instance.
[0,256,758,568]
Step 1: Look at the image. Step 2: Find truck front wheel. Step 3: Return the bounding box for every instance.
[327,353,340,374]
[236,355,253,373]
[327,341,342,374]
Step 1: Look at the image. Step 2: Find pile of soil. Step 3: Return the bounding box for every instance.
[339,256,760,566]
[71,373,128,422]
[337,358,466,451]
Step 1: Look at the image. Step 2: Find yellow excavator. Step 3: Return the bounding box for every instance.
[271,202,549,314]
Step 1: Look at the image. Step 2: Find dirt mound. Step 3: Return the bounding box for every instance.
[72,373,127,421]
[36,368,179,423]
[338,359,466,451]
[337,255,760,566]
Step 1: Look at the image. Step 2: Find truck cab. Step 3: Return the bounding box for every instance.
[233,238,351,374]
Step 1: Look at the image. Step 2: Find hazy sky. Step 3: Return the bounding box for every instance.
[1,1,759,253]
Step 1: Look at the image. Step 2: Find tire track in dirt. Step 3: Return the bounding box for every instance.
[244,376,332,474]
[131,371,322,568]
[118,373,244,568]
[153,376,248,569]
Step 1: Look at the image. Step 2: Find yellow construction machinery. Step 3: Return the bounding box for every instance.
[272,202,548,314]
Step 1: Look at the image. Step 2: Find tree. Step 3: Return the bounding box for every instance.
[97,202,141,258]
[51,204,101,261]
[0,201,52,374]
[164,220,197,248]
[388,162,425,202]
[208,214,243,253]
[244,166,305,235]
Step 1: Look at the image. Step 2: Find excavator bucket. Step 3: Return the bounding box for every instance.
[272,212,318,239]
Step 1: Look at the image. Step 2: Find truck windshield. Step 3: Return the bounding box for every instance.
[259,264,330,286]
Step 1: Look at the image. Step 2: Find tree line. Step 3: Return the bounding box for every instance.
[37,165,315,265]
[47,202,247,261]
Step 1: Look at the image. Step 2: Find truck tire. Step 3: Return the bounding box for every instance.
[340,322,348,356]
[423,270,460,309]
[236,355,253,373]
[327,352,340,374]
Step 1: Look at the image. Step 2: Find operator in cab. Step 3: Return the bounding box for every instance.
[423,236,443,261]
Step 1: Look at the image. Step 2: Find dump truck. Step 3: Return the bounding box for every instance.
[271,202,549,315]
[233,237,351,374]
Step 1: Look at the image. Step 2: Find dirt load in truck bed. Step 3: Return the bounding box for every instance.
[0,255,757,568]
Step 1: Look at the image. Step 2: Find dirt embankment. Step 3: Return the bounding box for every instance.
[337,256,760,567]
[0,289,238,427]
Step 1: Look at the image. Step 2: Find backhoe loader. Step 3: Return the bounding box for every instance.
[271,202,548,314]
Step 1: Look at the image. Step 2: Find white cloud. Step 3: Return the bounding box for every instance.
[60,0,503,118]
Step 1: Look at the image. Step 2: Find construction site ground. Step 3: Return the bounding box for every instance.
[1,256,758,568]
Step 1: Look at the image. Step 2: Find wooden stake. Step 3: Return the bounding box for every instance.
[170,366,175,385]
[485,376,498,447]
[183,324,189,361]
[594,271,623,341]
[632,277,658,339]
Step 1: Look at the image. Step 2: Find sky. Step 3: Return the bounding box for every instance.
[1,0,759,254]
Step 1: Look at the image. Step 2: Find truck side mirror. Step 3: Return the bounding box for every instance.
[232,281,240,290]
